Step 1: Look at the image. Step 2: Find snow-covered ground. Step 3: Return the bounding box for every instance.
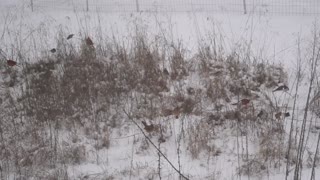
[1,1,320,180]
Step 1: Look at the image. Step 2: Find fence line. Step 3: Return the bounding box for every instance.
[30,0,320,15]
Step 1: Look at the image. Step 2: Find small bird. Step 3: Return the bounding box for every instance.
[141,121,154,133]
[163,68,169,76]
[187,87,195,95]
[86,37,94,46]
[172,107,181,119]
[232,98,250,106]
[50,48,56,53]
[273,85,289,92]
[158,135,166,143]
[275,112,282,119]
[285,112,290,117]
[257,110,264,118]
[67,34,74,40]
[7,60,17,66]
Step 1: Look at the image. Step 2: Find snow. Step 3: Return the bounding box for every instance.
[1,1,320,180]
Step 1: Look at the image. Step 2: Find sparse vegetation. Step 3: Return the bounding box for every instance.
[1,9,319,180]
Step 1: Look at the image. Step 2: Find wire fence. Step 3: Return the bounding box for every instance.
[30,0,320,15]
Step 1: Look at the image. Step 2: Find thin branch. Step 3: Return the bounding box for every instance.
[123,109,189,180]
[310,131,320,180]
[294,27,320,180]
[286,36,302,180]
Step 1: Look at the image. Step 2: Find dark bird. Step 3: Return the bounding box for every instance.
[163,68,169,76]
[187,87,195,95]
[275,112,282,119]
[67,34,74,40]
[273,85,289,92]
[50,48,56,53]
[158,136,166,143]
[285,112,290,117]
[232,98,250,106]
[141,121,154,133]
[7,60,17,66]
[257,110,264,118]
[86,37,94,46]
[172,107,181,119]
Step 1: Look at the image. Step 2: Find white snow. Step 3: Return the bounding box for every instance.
[1,1,320,180]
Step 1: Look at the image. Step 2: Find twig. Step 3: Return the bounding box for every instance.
[158,133,162,180]
[129,134,135,180]
[177,121,182,180]
[294,26,320,180]
[285,36,302,180]
[123,109,189,180]
[310,131,320,180]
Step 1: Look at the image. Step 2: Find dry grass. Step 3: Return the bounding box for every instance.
[0,18,290,179]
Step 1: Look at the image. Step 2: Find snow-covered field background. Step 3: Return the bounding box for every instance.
[1,1,320,180]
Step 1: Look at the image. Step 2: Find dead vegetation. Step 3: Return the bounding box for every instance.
[0,22,292,179]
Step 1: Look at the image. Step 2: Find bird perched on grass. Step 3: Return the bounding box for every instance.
[231,98,250,106]
[141,121,155,133]
[7,60,17,66]
[285,112,290,117]
[187,87,195,95]
[275,112,282,119]
[50,48,56,53]
[66,34,74,40]
[257,110,264,118]
[158,135,166,143]
[273,85,289,92]
[163,68,169,76]
[86,37,94,46]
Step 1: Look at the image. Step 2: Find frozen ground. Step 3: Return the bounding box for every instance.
[1,1,320,180]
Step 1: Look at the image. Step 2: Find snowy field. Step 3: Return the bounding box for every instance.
[1,1,320,180]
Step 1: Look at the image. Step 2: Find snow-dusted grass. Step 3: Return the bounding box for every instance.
[1,2,320,180]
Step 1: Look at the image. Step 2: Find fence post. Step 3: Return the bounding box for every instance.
[86,0,89,12]
[135,0,140,12]
[30,0,34,12]
[243,0,247,14]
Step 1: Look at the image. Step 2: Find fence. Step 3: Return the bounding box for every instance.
[30,0,320,15]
